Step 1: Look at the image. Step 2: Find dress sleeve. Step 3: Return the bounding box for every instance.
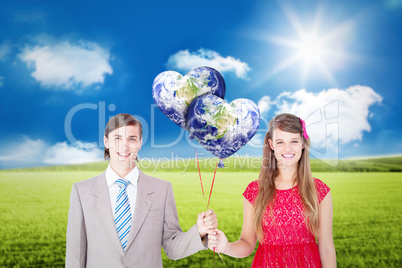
[243,180,259,205]
[314,178,330,203]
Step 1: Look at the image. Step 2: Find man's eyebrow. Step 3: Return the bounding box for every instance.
[112,134,139,138]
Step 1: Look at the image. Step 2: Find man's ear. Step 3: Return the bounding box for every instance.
[104,136,109,149]
[268,139,275,151]
[138,138,143,150]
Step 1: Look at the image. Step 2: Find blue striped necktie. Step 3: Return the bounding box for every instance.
[114,178,132,251]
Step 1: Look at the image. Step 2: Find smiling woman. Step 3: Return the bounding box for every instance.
[206,113,337,268]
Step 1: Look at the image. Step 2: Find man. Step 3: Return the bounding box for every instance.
[66,113,217,267]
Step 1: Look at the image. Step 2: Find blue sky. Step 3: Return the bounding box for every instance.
[0,0,401,169]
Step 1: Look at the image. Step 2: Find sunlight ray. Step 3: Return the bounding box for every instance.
[259,4,351,85]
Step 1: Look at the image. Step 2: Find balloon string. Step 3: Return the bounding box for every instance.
[217,251,225,267]
[195,148,204,197]
[213,247,215,268]
[206,160,223,267]
[214,246,225,267]
[207,160,219,209]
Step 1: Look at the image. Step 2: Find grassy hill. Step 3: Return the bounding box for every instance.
[1,171,401,267]
[3,155,402,173]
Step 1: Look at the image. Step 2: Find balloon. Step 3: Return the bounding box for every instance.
[152,66,225,129]
[187,94,260,160]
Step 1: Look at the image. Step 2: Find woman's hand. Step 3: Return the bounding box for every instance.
[208,229,229,254]
[207,198,257,258]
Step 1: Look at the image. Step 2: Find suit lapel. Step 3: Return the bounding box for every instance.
[92,172,124,256]
[125,170,153,250]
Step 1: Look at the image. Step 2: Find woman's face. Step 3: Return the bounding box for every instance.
[268,128,304,169]
[104,125,142,169]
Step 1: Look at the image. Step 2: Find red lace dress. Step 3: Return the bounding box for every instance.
[243,178,330,268]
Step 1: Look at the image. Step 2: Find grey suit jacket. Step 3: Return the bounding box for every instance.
[65,170,207,267]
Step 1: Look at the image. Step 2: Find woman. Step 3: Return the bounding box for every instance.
[208,113,336,267]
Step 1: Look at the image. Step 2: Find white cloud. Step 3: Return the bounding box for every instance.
[0,40,12,60]
[19,36,113,90]
[257,95,274,114]
[258,86,382,149]
[166,48,250,79]
[0,136,47,162]
[43,141,103,164]
[0,136,103,166]
[0,76,3,87]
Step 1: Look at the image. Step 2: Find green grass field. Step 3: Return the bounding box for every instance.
[0,170,401,267]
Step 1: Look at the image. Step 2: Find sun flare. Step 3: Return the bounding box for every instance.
[259,5,349,85]
[297,34,325,63]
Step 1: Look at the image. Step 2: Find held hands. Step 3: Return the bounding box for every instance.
[196,209,218,238]
[207,229,229,253]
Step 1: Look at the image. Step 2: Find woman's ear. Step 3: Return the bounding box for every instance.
[268,139,275,151]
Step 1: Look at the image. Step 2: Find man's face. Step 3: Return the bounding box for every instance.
[104,125,142,169]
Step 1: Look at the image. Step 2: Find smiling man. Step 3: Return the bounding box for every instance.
[66,113,218,267]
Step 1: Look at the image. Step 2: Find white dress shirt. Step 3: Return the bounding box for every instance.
[105,164,139,217]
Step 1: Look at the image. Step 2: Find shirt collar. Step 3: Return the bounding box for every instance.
[105,164,139,188]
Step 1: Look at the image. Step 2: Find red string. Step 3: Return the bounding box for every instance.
[193,158,223,267]
[213,247,216,267]
[195,148,204,197]
[207,159,219,209]
[214,240,225,267]
[217,251,224,266]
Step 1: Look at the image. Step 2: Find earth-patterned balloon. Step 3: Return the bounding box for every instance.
[152,66,225,129]
[187,94,260,159]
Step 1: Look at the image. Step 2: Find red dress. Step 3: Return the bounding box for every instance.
[243,178,330,268]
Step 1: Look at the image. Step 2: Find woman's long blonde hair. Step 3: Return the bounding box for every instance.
[253,113,319,240]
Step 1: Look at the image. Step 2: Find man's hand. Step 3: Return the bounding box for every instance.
[196,209,218,238]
